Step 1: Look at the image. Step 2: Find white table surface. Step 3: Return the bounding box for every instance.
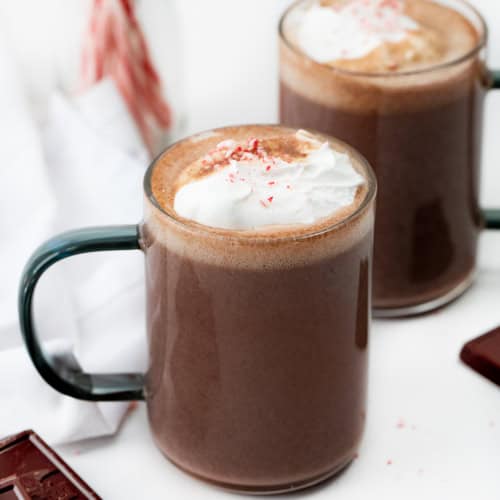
[57,1,500,498]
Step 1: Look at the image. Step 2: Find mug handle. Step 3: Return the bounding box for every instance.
[483,70,500,230]
[18,225,145,401]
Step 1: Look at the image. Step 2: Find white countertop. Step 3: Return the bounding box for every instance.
[57,0,500,498]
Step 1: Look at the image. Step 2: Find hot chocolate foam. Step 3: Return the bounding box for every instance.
[280,0,483,113]
[288,0,475,73]
[297,0,422,69]
[173,131,364,231]
[144,126,375,269]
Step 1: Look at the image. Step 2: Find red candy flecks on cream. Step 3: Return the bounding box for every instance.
[199,138,278,173]
[196,138,284,208]
[173,131,365,230]
[296,0,446,73]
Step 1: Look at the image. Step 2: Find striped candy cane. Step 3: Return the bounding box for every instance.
[81,0,172,153]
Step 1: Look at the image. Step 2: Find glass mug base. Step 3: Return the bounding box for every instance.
[161,452,355,495]
[373,271,476,319]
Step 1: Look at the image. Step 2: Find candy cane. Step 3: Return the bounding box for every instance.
[81,0,172,153]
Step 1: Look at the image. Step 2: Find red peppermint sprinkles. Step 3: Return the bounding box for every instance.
[200,137,275,171]
[199,137,295,209]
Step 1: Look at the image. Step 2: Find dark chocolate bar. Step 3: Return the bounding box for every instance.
[0,430,100,499]
[460,326,500,387]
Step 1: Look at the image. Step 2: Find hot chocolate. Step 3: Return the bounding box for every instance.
[280,0,486,314]
[142,125,376,492]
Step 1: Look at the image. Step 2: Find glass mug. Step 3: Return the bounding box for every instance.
[280,0,500,317]
[19,126,377,494]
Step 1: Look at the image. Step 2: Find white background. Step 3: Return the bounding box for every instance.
[51,1,500,498]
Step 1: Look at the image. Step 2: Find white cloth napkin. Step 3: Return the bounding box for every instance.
[0,39,149,444]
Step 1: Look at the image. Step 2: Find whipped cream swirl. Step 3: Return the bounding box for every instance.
[173,132,364,230]
[296,0,419,63]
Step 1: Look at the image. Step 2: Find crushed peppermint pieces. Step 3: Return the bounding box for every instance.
[201,137,274,172]
[197,137,306,209]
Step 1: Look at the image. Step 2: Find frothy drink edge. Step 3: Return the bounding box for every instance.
[143,125,376,270]
[280,0,485,114]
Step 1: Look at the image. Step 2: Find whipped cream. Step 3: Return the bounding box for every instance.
[173,132,364,230]
[296,0,419,64]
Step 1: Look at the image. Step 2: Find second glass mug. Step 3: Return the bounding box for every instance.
[280,0,500,317]
[18,126,377,494]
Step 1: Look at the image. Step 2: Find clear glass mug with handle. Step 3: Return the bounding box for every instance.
[18,125,377,494]
[279,0,500,316]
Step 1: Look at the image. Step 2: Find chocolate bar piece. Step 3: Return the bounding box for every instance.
[460,326,500,387]
[0,430,100,499]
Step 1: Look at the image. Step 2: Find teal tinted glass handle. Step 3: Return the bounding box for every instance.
[483,71,500,229]
[484,210,500,230]
[18,225,145,401]
[492,70,500,89]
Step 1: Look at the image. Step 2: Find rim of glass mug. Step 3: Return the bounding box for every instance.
[279,0,488,79]
[143,124,377,243]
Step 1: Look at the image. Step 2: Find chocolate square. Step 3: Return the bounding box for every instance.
[0,430,99,499]
[460,326,500,387]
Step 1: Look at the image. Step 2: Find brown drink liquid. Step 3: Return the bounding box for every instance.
[280,0,487,314]
[141,125,375,492]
